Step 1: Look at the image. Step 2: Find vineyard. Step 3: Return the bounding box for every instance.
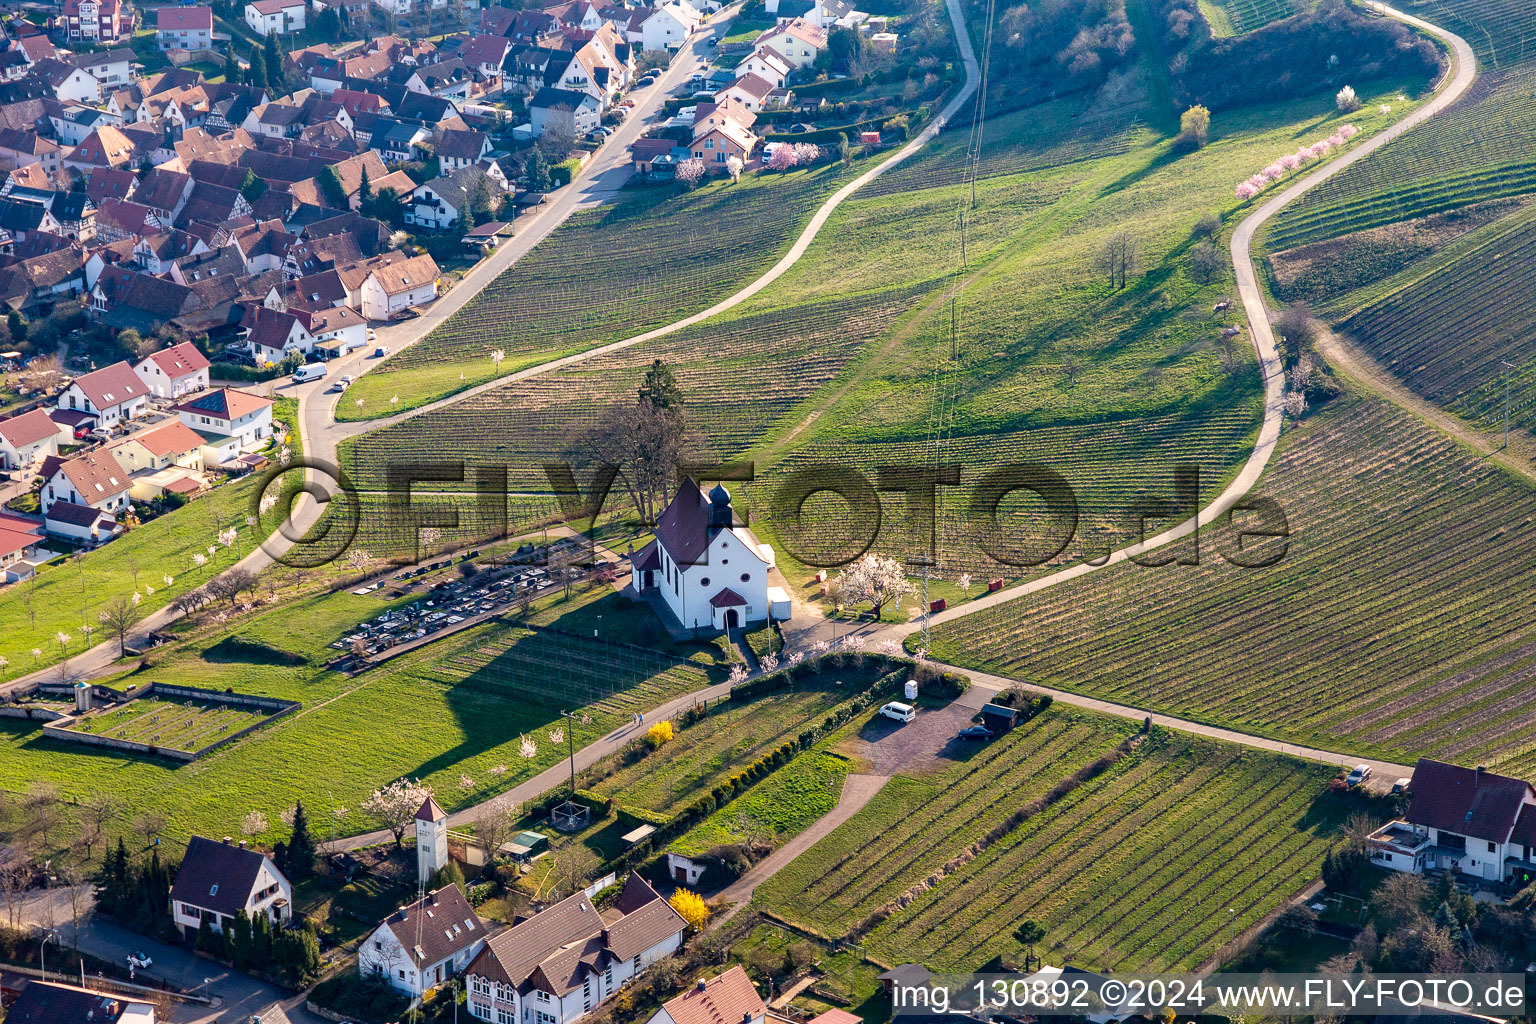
[1200,0,1300,37]
[338,286,926,493]
[923,392,1536,772]
[1266,0,1536,249]
[1332,199,1536,431]
[758,717,1341,972]
[587,680,866,815]
[338,165,850,419]
[66,697,268,753]
[671,749,854,856]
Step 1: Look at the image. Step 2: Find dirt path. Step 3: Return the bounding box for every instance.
[715,772,891,922]
[1317,329,1536,482]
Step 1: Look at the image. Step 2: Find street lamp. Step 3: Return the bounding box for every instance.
[40,930,57,981]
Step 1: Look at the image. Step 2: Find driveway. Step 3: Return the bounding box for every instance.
[14,887,326,1024]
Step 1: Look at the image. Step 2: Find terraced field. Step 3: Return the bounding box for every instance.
[1201,0,1300,36]
[1332,200,1536,431]
[68,697,269,753]
[339,166,850,419]
[758,716,1341,972]
[925,392,1536,771]
[1266,0,1536,248]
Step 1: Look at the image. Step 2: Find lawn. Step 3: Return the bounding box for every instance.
[586,670,881,816]
[758,711,1354,972]
[65,696,270,754]
[670,748,855,855]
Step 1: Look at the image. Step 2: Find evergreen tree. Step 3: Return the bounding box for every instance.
[358,168,373,211]
[230,909,255,969]
[101,839,130,915]
[263,31,283,89]
[196,916,220,956]
[287,801,316,878]
[638,358,681,410]
[224,46,241,85]
[246,43,268,89]
[273,839,288,875]
[7,310,25,343]
[525,147,551,192]
[253,910,273,963]
[428,860,466,895]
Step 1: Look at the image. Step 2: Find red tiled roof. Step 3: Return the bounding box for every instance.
[415,795,448,823]
[659,966,765,1024]
[1406,758,1535,844]
[119,420,205,458]
[709,588,745,608]
[0,407,57,449]
[69,360,144,410]
[175,387,273,421]
[156,6,213,31]
[141,341,210,378]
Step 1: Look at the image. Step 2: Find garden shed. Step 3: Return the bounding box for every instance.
[980,702,1021,731]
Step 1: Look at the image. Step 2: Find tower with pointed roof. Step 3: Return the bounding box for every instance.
[415,794,448,881]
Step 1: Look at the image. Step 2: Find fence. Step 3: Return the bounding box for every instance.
[37,681,299,762]
[0,962,213,1005]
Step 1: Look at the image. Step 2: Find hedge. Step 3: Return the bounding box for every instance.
[551,158,582,186]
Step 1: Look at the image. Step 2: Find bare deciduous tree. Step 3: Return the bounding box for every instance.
[1095,230,1139,291]
[98,595,141,658]
[570,403,694,527]
[77,794,118,861]
[475,804,517,862]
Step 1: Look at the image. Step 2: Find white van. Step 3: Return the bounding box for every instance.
[292,362,327,384]
[880,701,916,724]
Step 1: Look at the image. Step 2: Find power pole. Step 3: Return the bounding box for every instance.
[950,297,957,361]
[560,709,579,796]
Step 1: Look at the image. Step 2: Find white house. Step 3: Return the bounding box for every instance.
[133,341,210,399]
[170,836,293,940]
[0,516,43,579]
[0,408,60,470]
[40,451,131,516]
[717,73,777,112]
[465,875,687,1024]
[175,388,276,450]
[754,20,826,69]
[734,49,791,88]
[245,0,307,35]
[641,2,700,52]
[109,420,207,476]
[530,88,601,139]
[360,885,487,1003]
[633,480,777,633]
[67,47,136,89]
[56,360,148,431]
[645,966,765,1024]
[296,305,369,358]
[1368,759,1536,886]
[338,253,441,321]
[243,307,318,364]
[155,6,215,52]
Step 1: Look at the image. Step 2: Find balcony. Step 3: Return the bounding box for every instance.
[1368,820,1431,856]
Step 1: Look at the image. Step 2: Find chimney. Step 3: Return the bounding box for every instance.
[223,836,233,844]
[1476,765,1487,775]
[697,980,708,993]
[239,839,248,849]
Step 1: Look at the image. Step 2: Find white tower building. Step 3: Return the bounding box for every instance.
[414,794,448,881]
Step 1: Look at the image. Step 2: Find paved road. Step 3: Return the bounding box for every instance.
[14,888,321,1024]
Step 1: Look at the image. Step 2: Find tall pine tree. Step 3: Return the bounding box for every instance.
[224,46,241,85]
[263,31,283,90]
[246,41,267,89]
[287,801,316,878]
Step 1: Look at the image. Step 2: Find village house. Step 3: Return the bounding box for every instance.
[717,74,780,113]
[0,515,44,580]
[56,359,148,430]
[155,6,215,52]
[640,2,700,52]
[63,0,132,45]
[68,47,138,90]
[0,128,62,175]
[176,387,276,450]
[644,966,766,1024]
[691,117,757,168]
[243,305,318,363]
[31,58,102,105]
[1368,759,1536,886]
[338,251,440,320]
[40,450,131,526]
[405,165,500,232]
[754,20,826,69]
[359,885,488,1002]
[0,407,60,470]
[530,87,601,139]
[295,303,369,356]
[5,981,156,1024]
[632,480,782,633]
[245,0,307,35]
[109,418,207,476]
[437,129,493,174]
[464,875,687,1024]
[170,836,293,940]
[734,49,791,89]
[133,341,211,399]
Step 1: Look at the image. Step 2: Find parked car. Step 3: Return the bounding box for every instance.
[1391,776,1412,795]
[126,952,152,969]
[373,346,390,358]
[1345,764,1372,786]
[292,362,327,384]
[879,701,916,724]
[958,725,993,740]
[367,328,378,341]
[72,425,92,440]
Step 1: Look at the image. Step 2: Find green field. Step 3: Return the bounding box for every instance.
[1199,0,1300,37]
[758,712,1346,972]
[925,390,1536,774]
[670,749,855,856]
